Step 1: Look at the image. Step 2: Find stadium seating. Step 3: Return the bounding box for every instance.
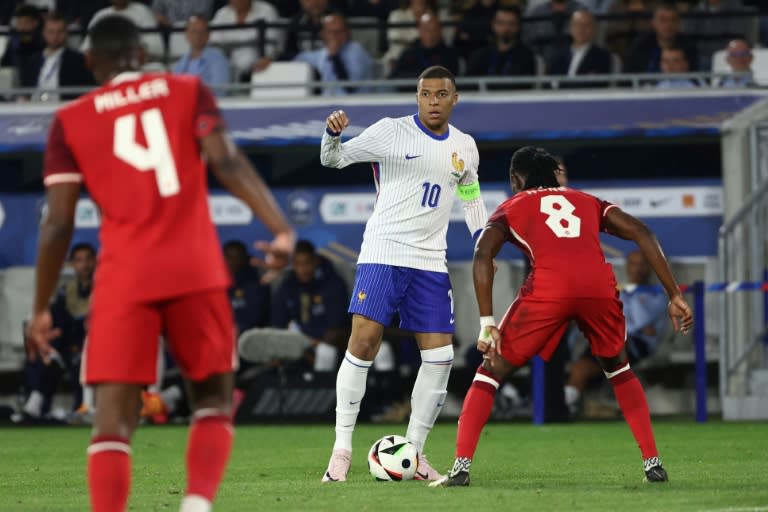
[250,61,313,99]
[348,16,381,58]
[711,48,768,85]
[168,23,190,60]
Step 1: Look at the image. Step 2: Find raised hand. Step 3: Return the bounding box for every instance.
[326,110,350,135]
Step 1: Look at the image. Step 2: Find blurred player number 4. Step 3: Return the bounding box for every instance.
[113,108,180,197]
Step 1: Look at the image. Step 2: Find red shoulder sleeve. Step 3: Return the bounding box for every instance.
[43,113,82,187]
[597,197,618,232]
[194,81,225,139]
[488,202,513,241]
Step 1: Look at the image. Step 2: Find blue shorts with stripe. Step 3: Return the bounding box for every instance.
[348,263,454,333]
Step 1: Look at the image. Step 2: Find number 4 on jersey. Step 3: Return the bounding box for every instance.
[540,195,581,238]
[113,108,180,197]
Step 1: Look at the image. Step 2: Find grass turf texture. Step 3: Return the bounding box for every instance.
[1,422,766,511]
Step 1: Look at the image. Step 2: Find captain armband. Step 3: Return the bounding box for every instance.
[456,182,481,201]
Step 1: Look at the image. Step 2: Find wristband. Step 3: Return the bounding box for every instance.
[478,316,497,347]
[325,127,341,137]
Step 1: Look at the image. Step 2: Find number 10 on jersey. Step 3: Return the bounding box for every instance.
[421,182,441,208]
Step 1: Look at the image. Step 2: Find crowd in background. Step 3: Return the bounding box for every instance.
[0,0,766,99]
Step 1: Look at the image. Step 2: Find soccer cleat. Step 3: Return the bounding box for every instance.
[321,448,352,482]
[429,471,470,487]
[643,457,669,483]
[140,390,168,425]
[414,454,444,481]
[428,457,471,487]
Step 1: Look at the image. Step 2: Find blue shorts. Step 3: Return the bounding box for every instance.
[348,264,454,333]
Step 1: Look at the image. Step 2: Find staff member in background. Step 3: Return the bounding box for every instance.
[21,11,95,101]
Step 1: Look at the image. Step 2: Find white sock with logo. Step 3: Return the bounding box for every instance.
[406,345,454,455]
[333,350,372,452]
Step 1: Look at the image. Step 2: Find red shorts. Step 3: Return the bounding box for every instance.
[498,295,626,367]
[83,288,236,385]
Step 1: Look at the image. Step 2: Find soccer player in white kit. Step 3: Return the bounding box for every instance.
[320,66,488,482]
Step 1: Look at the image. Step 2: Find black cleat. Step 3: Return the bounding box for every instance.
[429,471,471,487]
[644,465,668,482]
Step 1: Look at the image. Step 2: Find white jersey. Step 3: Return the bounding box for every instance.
[320,114,481,273]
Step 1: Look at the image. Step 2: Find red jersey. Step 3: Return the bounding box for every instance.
[43,72,230,302]
[489,187,618,298]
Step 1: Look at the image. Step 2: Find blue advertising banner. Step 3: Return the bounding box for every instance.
[0,91,763,152]
[0,180,722,268]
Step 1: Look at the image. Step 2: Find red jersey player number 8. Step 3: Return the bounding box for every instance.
[114,108,180,197]
[540,195,581,238]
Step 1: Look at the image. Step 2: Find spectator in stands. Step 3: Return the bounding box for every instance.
[655,44,702,87]
[280,0,343,61]
[548,9,613,87]
[719,37,756,87]
[453,0,498,59]
[0,5,44,74]
[466,6,536,89]
[601,0,654,58]
[625,3,699,73]
[83,1,165,59]
[19,12,95,101]
[294,12,375,95]
[383,0,438,66]
[685,0,755,70]
[565,250,669,414]
[57,0,110,33]
[390,12,460,80]
[524,0,587,60]
[223,240,271,334]
[271,240,350,372]
[266,0,302,18]
[210,0,282,80]
[151,0,216,26]
[346,0,398,18]
[19,243,96,423]
[172,14,230,95]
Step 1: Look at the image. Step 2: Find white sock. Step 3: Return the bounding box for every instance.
[160,385,183,414]
[333,350,372,452]
[314,343,338,372]
[23,390,44,417]
[564,385,581,407]
[179,494,211,512]
[406,345,454,455]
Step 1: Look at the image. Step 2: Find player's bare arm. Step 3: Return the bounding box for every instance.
[26,182,80,360]
[326,110,350,135]
[603,207,694,333]
[203,128,296,281]
[472,224,506,356]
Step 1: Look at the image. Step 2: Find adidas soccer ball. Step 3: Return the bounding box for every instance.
[368,435,419,481]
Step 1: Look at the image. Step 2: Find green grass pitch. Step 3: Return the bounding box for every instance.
[1,421,766,511]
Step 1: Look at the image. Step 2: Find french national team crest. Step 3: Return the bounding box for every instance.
[357,290,367,304]
[451,152,464,179]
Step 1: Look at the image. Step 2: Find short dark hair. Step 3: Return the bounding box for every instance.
[45,11,68,25]
[70,242,96,259]
[509,146,560,190]
[88,15,141,59]
[294,239,316,257]
[496,6,522,21]
[417,65,456,88]
[223,240,248,256]
[14,4,42,21]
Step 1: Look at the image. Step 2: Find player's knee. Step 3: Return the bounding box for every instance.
[347,335,381,361]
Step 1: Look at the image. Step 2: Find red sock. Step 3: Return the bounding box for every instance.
[456,366,502,459]
[87,435,131,512]
[186,410,234,501]
[609,368,658,459]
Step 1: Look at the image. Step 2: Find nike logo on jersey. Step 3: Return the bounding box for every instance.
[349,400,362,405]
[405,154,422,160]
